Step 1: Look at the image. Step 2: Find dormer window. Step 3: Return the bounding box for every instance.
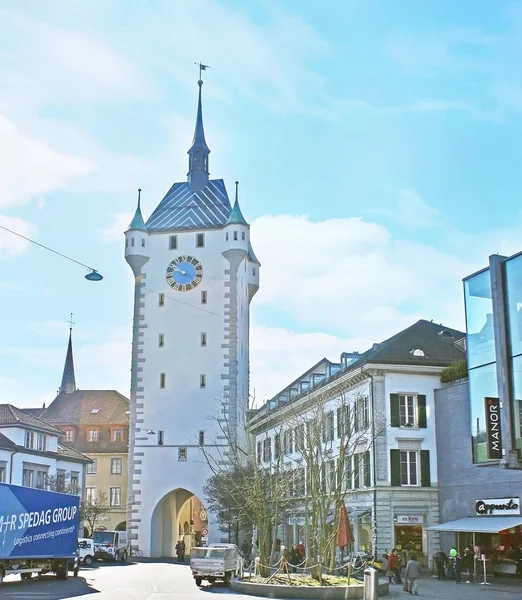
[64,429,75,443]
[410,349,425,357]
[91,408,99,414]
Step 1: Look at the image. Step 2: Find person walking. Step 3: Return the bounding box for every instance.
[454,552,462,584]
[462,547,474,583]
[290,544,300,573]
[296,540,306,567]
[405,554,421,595]
[447,547,457,579]
[175,539,186,563]
[433,549,447,580]
[387,548,402,584]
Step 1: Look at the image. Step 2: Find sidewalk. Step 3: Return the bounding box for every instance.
[384,574,521,599]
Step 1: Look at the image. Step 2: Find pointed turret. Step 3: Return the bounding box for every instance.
[60,330,76,394]
[187,79,211,191]
[125,188,150,276]
[227,181,248,225]
[127,188,147,232]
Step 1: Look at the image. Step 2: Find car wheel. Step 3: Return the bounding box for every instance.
[195,577,202,586]
[21,573,32,580]
[83,556,93,567]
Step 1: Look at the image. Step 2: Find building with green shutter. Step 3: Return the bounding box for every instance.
[247,319,465,566]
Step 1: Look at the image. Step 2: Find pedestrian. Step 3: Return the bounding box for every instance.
[405,554,421,595]
[454,552,462,584]
[175,539,186,563]
[290,544,300,573]
[241,539,251,566]
[447,547,457,579]
[387,548,402,584]
[513,545,522,578]
[433,548,447,580]
[296,540,306,567]
[462,547,474,583]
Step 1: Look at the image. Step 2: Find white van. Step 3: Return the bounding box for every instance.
[92,530,129,562]
[77,538,95,566]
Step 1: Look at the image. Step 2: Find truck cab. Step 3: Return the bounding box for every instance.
[190,543,242,587]
[77,538,95,566]
[92,530,129,562]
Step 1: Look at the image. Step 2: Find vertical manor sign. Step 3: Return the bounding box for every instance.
[484,397,502,459]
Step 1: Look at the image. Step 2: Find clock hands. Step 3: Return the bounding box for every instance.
[172,265,187,275]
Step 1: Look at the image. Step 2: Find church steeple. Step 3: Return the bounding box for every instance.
[60,316,77,394]
[187,74,211,191]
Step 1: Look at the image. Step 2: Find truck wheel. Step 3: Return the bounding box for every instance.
[56,565,69,580]
[83,556,93,567]
[21,573,32,580]
[195,577,202,586]
[121,551,128,562]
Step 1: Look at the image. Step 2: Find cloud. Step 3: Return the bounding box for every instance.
[368,189,445,229]
[0,10,148,109]
[0,115,94,209]
[250,323,371,405]
[0,281,23,291]
[0,214,36,258]
[250,213,473,341]
[102,212,134,242]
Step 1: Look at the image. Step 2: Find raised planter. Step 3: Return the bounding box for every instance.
[231,578,390,599]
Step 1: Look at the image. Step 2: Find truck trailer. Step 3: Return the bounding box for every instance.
[0,482,80,586]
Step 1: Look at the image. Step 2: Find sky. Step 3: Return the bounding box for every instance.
[2,0,522,409]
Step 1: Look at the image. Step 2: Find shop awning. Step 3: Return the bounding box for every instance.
[427,516,522,533]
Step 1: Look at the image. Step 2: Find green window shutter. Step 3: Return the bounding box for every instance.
[337,407,343,438]
[390,449,401,486]
[354,454,360,489]
[364,450,371,487]
[390,394,400,427]
[421,450,431,487]
[346,405,351,438]
[417,395,427,428]
[347,455,353,489]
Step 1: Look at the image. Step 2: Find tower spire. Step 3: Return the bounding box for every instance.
[60,314,77,394]
[227,181,248,225]
[187,65,211,191]
[128,188,147,232]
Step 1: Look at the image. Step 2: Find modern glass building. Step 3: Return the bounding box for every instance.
[464,252,522,467]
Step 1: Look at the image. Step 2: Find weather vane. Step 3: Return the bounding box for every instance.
[195,62,210,82]
[67,313,75,331]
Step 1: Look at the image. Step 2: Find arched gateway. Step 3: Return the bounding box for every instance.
[151,488,208,558]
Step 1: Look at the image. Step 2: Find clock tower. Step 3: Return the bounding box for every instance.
[124,76,260,557]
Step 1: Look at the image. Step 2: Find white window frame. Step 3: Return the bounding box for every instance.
[25,430,35,449]
[112,428,123,442]
[111,458,122,475]
[85,487,97,502]
[87,429,99,442]
[87,459,97,475]
[64,429,75,443]
[109,486,122,507]
[399,394,416,427]
[400,450,419,486]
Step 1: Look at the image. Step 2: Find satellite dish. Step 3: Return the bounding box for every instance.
[85,271,103,281]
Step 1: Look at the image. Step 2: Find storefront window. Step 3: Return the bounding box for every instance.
[464,269,495,370]
[469,363,499,463]
[509,355,522,455]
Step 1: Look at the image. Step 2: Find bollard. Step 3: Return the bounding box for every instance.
[363,567,378,600]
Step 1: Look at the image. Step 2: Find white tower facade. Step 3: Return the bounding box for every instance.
[125,79,260,557]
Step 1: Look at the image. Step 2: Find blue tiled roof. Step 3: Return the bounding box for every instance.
[146,179,232,231]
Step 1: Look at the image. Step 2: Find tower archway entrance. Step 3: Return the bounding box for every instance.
[150,488,208,558]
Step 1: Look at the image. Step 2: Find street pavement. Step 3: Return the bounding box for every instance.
[0,560,521,600]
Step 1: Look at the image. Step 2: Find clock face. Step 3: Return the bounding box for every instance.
[166,256,203,292]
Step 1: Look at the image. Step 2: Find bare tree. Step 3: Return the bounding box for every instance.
[80,491,110,537]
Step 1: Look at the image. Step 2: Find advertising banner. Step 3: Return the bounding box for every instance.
[0,483,79,559]
[475,497,520,516]
[484,397,502,459]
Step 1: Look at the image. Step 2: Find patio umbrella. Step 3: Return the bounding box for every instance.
[336,503,354,549]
